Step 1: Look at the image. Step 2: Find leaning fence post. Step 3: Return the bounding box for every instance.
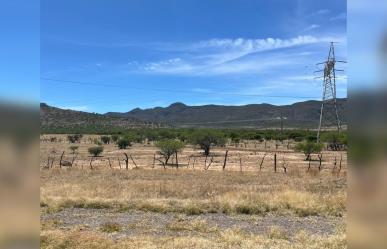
[129,154,138,168]
[259,153,267,171]
[223,150,229,171]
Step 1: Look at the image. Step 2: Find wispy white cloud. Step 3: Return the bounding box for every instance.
[59,105,89,111]
[132,35,339,76]
[302,24,320,32]
[315,9,331,15]
[192,35,319,54]
[141,58,195,74]
[330,12,346,21]
[306,9,331,18]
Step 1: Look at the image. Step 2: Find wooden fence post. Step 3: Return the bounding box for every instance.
[118,157,122,169]
[318,154,323,171]
[89,157,94,170]
[123,153,129,170]
[274,153,277,172]
[223,150,229,171]
[259,153,267,171]
[282,156,287,173]
[175,151,179,169]
[59,151,65,169]
[129,155,138,168]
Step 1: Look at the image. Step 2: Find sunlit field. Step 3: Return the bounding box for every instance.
[40,134,347,248]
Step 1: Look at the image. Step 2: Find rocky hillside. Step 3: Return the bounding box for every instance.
[106,98,347,129]
[40,103,160,133]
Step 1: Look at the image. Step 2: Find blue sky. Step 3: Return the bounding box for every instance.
[40,0,347,113]
[0,1,39,103]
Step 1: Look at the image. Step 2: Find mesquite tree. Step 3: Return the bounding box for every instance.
[155,139,184,165]
[190,130,226,156]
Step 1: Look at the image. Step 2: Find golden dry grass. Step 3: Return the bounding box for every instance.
[40,135,347,248]
[40,227,346,249]
[41,168,346,217]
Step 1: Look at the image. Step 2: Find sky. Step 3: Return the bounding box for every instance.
[40,0,347,113]
[0,1,39,104]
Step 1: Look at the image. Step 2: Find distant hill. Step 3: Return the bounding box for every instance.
[40,103,160,133]
[41,99,347,132]
[106,98,347,129]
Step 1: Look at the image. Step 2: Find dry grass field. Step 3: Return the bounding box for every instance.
[40,134,347,248]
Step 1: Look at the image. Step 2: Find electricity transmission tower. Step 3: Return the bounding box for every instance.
[315,42,345,142]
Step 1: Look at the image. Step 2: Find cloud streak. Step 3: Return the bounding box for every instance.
[330,12,346,21]
[59,105,88,111]
[132,35,340,76]
[302,24,320,32]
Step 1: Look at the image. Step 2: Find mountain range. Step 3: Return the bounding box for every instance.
[106,98,347,129]
[41,98,347,131]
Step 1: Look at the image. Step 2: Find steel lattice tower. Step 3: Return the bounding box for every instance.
[316,42,343,142]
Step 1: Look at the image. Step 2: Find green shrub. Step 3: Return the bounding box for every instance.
[100,136,111,144]
[295,141,323,160]
[69,145,79,153]
[321,132,347,151]
[117,138,131,149]
[88,146,103,157]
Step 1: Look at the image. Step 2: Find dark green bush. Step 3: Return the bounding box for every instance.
[88,146,103,157]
